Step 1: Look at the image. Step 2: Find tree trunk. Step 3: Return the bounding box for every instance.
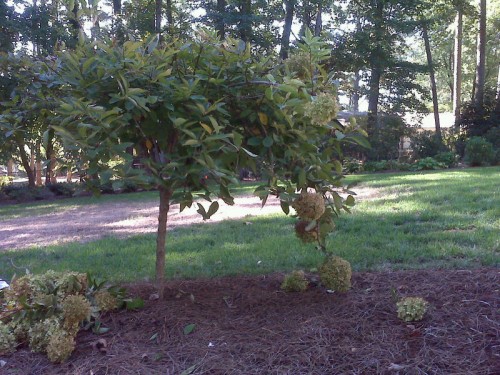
[112,0,121,14]
[367,0,384,131]
[422,22,441,140]
[239,0,251,42]
[156,186,171,297]
[314,3,322,37]
[453,9,463,126]
[216,0,226,39]
[67,168,72,183]
[474,0,486,109]
[16,136,36,188]
[367,65,382,130]
[166,0,173,34]
[280,0,295,59]
[496,62,500,112]
[36,159,43,186]
[300,0,312,36]
[45,128,54,185]
[351,70,360,112]
[155,0,162,33]
[7,159,14,177]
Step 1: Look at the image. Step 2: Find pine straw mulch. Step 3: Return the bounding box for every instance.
[3,268,499,375]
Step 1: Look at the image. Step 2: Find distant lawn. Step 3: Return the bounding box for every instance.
[0,167,498,282]
[0,181,260,221]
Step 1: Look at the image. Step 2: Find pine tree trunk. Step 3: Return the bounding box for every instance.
[216,0,226,39]
[16,136,35,188]
[280,0,295,59]
[166,0,173,34]
[7,159,14,177]
[351,70,360,112]
[453,9,463,126]
[474,0,486,109]
[155,0,162,33]
[45,128,54,186]
[156,186,171,297]
[422,22,441,140]
[239,0,251,42]
[314,4,322,37]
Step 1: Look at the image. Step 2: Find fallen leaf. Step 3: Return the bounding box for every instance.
[149,293,159,301]
[184,323,196,335]
[388,363,406,371]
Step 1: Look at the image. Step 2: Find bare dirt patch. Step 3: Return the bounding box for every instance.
[3,268,499,374]
[0,188,379,251]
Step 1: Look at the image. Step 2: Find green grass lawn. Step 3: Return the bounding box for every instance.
[0,167,498,282]
[0,181,259,221]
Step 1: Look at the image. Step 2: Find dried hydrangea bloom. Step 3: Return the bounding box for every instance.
[294,220,319,243]
[281,271,309,292]
[46,330,76,363]
[318,256,352,292]
[94,290,119,312]
[303,92,338,126]
[292,193,325,220]
[0,321,17,355]
[28,317,62,353]
[397,297,429,322]
[62,295,91,334]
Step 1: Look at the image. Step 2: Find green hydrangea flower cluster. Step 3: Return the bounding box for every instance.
[396,297,429,322]
[293,193,325,220]
[62,295,92,335]
[281,271,309,293]
[0,270,124,363]
[304,92,338,126]
[94,290,119,312]
[0,321,16,355]
[318,255,352,292]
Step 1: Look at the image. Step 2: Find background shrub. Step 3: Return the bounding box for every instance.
[433,151,459,168]
[465,137,494,166]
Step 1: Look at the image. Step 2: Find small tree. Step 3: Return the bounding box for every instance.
[54,30,366,293]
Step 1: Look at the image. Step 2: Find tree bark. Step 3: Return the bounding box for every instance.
[474,0,486,108]
[351,70,360,112]
[7,159,14,177]
[453,9,463,126]
[422,22,441,140]
[216,0,226,39]
[16,136,35,188]
[112,0,121,14]
[45,128,54,185]
[300,0,312,36]
[239,0,251,42]
[280,0,295,59]
[367,0,384,131]
[166,0,173,34]
[314,3,322,37]
[156,185,171,297]
[155,0,162,33]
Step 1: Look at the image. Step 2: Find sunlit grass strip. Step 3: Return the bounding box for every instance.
[0,167,498,282]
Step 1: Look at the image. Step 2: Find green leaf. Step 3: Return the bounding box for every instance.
[125,298,145,310]
[183,323,196,335]
[263,136,274,148]
[247,137,261,146]
[180,364,197,375]
[345,195,355,206]
[280,200,290,215]
[207,201,219,218]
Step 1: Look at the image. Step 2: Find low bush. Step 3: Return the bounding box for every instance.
[433,151,459,168]
[342,157,364,174]
[412,157,446,171]
[465,137,494,166]
[1,185,55,202]
[0,176,13,187]
[46,182,77,197]
[0,270,137,363]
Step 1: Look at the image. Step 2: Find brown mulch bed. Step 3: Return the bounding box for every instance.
[3,268,499,375]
